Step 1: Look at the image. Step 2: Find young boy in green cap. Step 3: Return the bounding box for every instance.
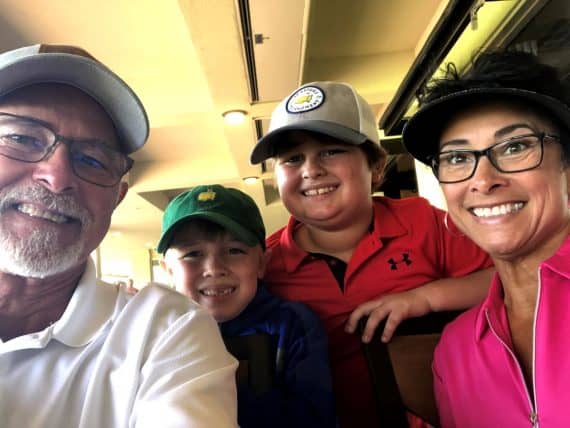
[157,184,336,428]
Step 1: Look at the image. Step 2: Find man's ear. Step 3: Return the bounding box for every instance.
[257,247,272,279]
[114,181,129,207]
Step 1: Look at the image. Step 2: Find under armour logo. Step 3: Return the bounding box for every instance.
[388,253,412,270]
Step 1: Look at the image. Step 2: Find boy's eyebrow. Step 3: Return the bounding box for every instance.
[168,240,204,250]
[275,145,300,157]
[169,234,243,249]
[227,239,252,246]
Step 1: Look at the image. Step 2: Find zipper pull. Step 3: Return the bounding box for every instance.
[530,411,538,427]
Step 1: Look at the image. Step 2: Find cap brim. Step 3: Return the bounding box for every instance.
[0,54,148,154]
[157,212,259,254]
[402,87,570,165]
[250,120,368,164]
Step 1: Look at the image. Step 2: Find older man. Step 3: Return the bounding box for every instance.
[0,45,238,428]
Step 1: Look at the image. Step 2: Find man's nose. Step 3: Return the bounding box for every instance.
[31,143,78,194]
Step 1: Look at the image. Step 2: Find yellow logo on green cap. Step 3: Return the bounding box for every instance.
[197,189,216,202]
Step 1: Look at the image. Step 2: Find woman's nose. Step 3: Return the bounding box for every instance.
[468,156,507,194]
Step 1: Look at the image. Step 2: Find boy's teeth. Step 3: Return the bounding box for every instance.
[202,287,235,297]
[16,203,68,224]
[304,186,335,196]
[472,202,524,218]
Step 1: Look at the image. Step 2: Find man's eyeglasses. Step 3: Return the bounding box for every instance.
[430,133,560,184]
[0,112,133,187]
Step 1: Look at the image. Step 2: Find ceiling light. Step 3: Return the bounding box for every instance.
[222,110,247,125]
[243,176,259,184]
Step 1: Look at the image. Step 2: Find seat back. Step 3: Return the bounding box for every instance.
[359,311,462,427]
[222,333,275,395]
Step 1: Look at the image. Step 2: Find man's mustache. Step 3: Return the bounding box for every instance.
[0,183,92,226]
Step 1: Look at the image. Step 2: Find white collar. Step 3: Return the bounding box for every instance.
[1,258,123,351]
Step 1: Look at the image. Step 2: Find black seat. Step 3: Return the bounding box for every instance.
[222,333,275,395]
[359,311,462,427]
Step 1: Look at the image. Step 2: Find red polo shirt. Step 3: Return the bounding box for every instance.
[265,196,492,428]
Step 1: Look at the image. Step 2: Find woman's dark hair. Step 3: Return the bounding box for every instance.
[419,51,569,105]
[418,51,570,162]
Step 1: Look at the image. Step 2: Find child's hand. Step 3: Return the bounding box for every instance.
[345,289,432,343]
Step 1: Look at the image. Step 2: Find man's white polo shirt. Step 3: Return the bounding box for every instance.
[0,259,238,427]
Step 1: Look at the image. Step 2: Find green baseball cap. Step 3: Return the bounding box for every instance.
[157,184,266,254]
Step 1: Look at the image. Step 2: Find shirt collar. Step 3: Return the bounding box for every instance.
[475,233,570,340]
[280,216,309,272]
[474,273,505,340]
[51,258,120,346]
[280,197,408,272]
[541,233,570,278]
[219,285,278,335]
[370,197,408,240]
[0,258,120,351]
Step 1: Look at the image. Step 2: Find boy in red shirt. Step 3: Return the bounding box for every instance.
[250,81,493,427]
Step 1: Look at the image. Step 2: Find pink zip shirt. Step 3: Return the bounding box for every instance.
[433,234,570,428]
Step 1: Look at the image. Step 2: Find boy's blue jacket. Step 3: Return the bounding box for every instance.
[219,284,337,428]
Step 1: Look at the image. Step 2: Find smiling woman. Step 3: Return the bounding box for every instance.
[403,50,570,428]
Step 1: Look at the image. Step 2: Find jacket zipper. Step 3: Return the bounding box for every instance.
[530,269,541,427]
[486,270,541,428]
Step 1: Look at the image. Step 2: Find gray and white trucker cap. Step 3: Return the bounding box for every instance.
[250,81,380,164]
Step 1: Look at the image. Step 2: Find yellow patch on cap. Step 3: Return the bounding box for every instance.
[294,94,313,104]
[286,86,325,113]
[197,189,216,202]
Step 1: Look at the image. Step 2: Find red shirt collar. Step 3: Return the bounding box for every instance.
[279,197,409,272]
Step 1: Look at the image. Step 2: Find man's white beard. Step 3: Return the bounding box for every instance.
[0,227,89,278]
[0,183,93,278]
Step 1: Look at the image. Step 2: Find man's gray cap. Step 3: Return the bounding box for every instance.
[0,44,149,154]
